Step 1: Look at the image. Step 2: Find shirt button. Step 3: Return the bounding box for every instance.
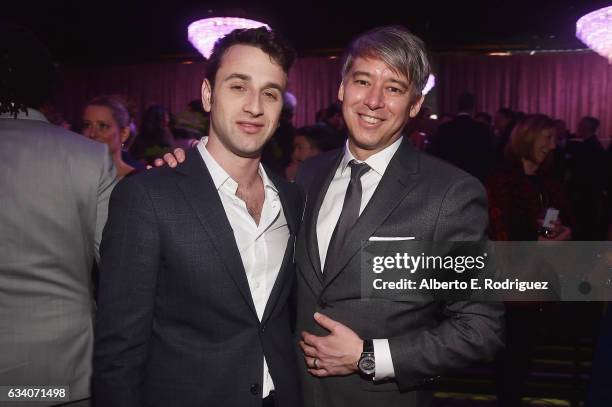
[254,282,260,289]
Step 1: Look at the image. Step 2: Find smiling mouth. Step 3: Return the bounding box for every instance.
[236,121,264,134]
[358,114,384,125]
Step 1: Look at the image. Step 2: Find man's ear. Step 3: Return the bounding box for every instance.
[202,79,212,112]
[337,81,345,102]
[409,95,425,118]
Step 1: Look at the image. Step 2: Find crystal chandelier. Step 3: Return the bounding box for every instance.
[188,17,270,59]
[576,6,612,63]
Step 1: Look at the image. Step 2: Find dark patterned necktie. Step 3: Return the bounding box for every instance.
[323,160,371,275]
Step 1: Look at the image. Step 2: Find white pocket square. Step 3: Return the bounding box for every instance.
[368,236,415,241]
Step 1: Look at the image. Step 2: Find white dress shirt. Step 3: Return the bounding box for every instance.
[198,138,288,397]
[317,136,403,381]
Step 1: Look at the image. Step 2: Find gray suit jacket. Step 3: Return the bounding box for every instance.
[295,138,504,407]
[0,110,116,405]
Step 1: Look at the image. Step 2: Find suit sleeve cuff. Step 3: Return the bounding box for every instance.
[373,339,396,380]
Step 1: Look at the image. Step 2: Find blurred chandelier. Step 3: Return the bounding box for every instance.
[423,74,435,95]
[576,6,612,62]
[188,17,270,59]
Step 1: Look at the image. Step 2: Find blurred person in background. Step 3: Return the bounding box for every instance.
[174,99,209,136]
[285,125,332,181]
[475,111,492,127]
[493,107,516,158]
[486,114,573,407]
[565,116,608,240]
[129,104,175,165]
[82,95,142,179]
[262,91,297,176]
[487,114,573,241]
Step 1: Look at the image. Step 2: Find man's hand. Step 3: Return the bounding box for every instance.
[537,219,572,241]
[146,147,190,169]
[300,312,363,377]
[160,148,187,168]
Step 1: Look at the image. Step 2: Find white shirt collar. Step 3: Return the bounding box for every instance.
[340,136,403,177]
[0,108,49,122]
[196,136,277,194]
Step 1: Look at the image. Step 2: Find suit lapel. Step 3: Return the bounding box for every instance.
[176,149,258,318]
[303,151,344,283]
[323,139,421,288]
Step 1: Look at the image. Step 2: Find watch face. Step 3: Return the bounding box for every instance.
[359,355,375,375]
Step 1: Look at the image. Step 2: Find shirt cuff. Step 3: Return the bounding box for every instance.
[373,339,395,380]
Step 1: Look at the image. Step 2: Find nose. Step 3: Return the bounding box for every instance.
[243,92,264,117]
[363,84,385,110]
[82,127,95,139]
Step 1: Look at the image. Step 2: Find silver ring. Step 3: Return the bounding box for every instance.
[313,358,319,369]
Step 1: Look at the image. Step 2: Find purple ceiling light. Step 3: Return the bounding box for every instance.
[188,17,270,59]
[576,6,612,62]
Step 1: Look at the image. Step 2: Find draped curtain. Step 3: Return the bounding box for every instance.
[437,51,612,141]
[56,57,343,129]
[56,51,611,140]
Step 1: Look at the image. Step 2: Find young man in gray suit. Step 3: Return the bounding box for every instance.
[93,28,303,407]
[295,26,504,407]
[0,25,116,406]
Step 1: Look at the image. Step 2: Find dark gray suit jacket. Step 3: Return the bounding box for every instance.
[93,149,303,407]
[295,138,504,407]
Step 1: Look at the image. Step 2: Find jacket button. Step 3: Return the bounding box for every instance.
[260,325,266,333]
[250,383,261,395]
[318,298,327,308]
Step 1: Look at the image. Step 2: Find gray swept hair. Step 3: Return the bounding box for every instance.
[341,26,431,101]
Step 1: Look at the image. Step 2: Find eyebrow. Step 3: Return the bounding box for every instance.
[352,70,410,89]
[223,73,284,92]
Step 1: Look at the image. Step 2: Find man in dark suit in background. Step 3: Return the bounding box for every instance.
[565,116,608,240]
[93,27,303,407]
[295,26,504,407]
[428,92,495,182]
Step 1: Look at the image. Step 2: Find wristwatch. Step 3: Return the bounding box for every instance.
[358,339,375,376]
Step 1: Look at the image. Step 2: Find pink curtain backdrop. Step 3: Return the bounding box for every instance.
[437,51,612,142]
[286,57,343,126]
[57,62,208,128]
[56,51,611,140]
[56,57,343,129]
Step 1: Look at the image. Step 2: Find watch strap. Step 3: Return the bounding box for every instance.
[363,339,374,354]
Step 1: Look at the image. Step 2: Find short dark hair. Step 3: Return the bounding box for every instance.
[0,24,57,116]
[205,27,296,89]
[497,107,514,120]
[475,112,492,125]
[341,26,431,100]
[297,125,337,152]
[188,99,204,113]
[579,116,600,133]
[325,103,342,119]
[457,92,475,112]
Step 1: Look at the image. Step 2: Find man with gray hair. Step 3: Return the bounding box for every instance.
[160,25,504,407]
[295,26,504,407]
